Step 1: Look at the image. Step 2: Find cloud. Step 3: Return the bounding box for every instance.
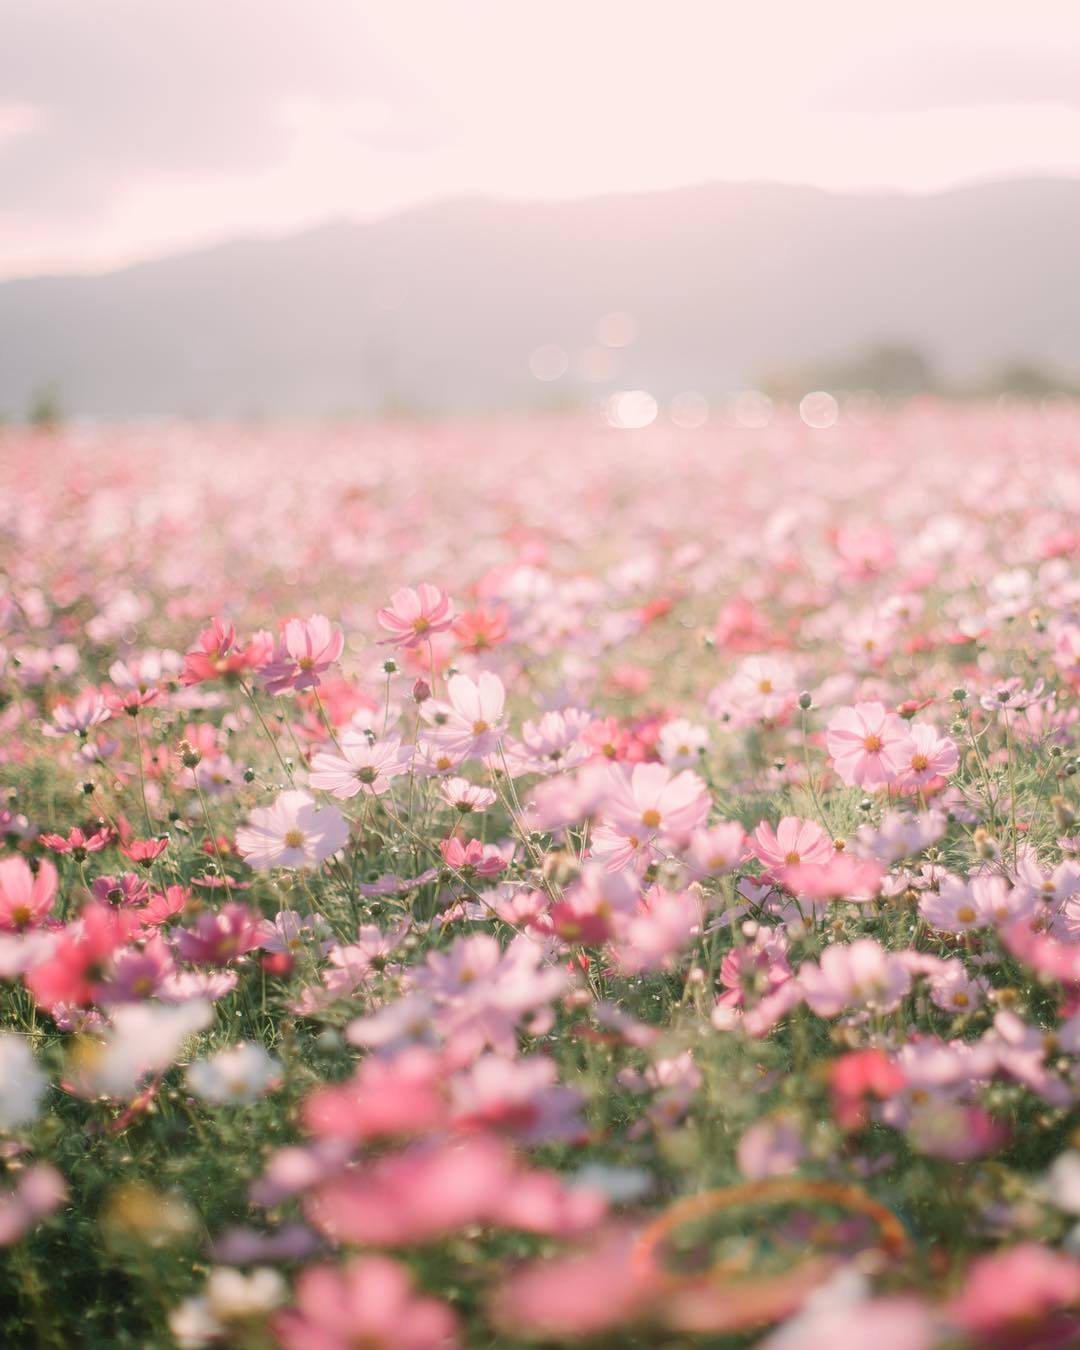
[822,41,1080,114]
[0,0,445,217]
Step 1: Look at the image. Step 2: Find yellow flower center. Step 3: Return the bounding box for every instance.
[862,734,883,752]
[640,809,662,829]
[283,829,306,849]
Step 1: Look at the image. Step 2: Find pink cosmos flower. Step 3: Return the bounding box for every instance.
[180,618,273,687]
[918,876,987,934]
[119,836,169,868]
[438,836,507,880]
[449,1053,585,1144]
[421,671,506,759]
[377,584,454,648]
[945,1243,1080,1336]
[779,854,884,902]
[309,733,408,798]
[306,1135,602,1247]
[825,701,913,788]
[895,722,959,789]
[0,1164,66,1247]
[752,815,833,872]
[175,902,263,965]
[736,1116,806,1179]
[46,690,112,737]
[275,1255,461,1350]
[24,902,138,1009]
[614,888,700,973]
[682,822,748,879]
[260,614,344,694]
[829,1047,906,1130]
[302,1047,446,1143]
[39,824,112,858]
[235,790,349,870]
[488,1228,653,1341]
[600,763,710,843]
[799,938,911,1017]
[0,856,57,931]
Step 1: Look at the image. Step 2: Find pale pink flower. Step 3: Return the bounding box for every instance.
[736,1116,806,1179]
[600,763,709,843]
[0,856,57,932]
[826,701,913,788]
[439,777,497,814]
[45,689,112,737]
[449,1054,585,1144]
[682,822,748,879]
[309,733,408,798]
[799,938,911,1017]
[752,815,833,871]
[235,790,349,870]
[918,876,987,934]
[656,718,710,769]
[0,1164,66,1247]
[377,584,455,648]
[723,655,798,723]
[421,671,506,759]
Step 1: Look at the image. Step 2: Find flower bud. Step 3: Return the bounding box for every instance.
[178,739,201,769]
[798,691,813,711]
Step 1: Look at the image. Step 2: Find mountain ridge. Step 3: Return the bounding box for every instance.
[3,177,1079,416]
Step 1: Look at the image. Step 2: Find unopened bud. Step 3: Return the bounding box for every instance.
[951,688,967,703]
[798,691,813,710]
[1052,796,1075,831]
[542,850,581,888]
[381,658,398,675]
[411,678,432,704]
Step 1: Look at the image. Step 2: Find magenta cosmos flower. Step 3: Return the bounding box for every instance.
[825,701,913,788]
[377,583,454,648]
[235,790,349,870]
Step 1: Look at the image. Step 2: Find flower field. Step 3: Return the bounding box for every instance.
[1,404,1080,1347]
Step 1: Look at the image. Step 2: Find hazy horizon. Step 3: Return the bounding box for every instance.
[6,169,1080,284]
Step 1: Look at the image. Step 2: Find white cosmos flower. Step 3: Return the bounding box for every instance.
[235,790,349,870]
[186,1042,281,1105]
[0,1033,47,1129]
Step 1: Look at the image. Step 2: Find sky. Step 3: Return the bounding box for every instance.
[3,0,1080,278]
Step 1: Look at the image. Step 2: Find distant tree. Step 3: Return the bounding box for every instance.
[760,344,939,400]
[975,363,1076,399]
[28,385,62,429]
